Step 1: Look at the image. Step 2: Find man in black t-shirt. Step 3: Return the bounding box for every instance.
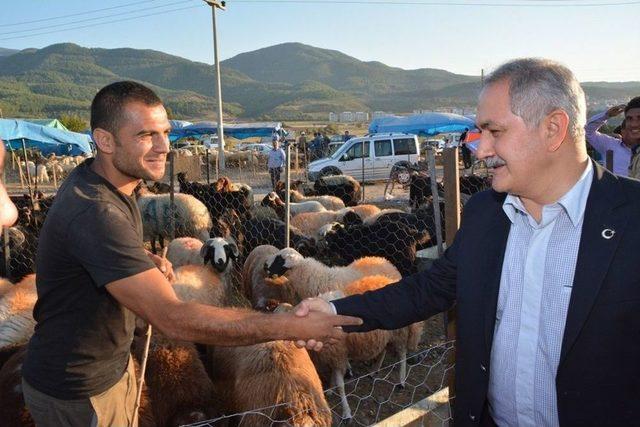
[21,81,361,426]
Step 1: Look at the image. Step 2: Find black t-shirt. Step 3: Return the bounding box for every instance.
[22,159,155,399]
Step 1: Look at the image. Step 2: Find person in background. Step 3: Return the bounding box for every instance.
[267,135,286,190]
[295,58,640,426]
[584,96,640,176]
[0,142,19,228]
[343,130,352,142]
[459,127,473,169]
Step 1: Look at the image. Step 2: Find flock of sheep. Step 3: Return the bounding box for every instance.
[0,158,491,426]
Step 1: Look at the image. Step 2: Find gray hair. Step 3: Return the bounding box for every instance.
[484,58,586,140]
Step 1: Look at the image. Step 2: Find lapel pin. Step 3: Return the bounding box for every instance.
[601,228,615,239]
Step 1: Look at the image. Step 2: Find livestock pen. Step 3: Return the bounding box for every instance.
[0,147,494,426]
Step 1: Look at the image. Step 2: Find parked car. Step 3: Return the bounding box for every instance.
[241,143,272,155]
[307,133,420,182]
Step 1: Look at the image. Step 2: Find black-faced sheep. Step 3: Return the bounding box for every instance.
[409,174,444,210]
[239,218,317,260]
[264,247,401,305]
[170,237,238,306]
[318,220,420,276]
[241,245,289,310]
[313,174,362,207]
[208,340,332,426]
[136,189,213,253]
[177,173,253,220]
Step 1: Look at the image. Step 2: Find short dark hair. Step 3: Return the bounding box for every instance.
[91,81,163,133]
[625,96,640,115]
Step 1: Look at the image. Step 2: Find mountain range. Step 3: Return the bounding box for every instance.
[0,42,638,121]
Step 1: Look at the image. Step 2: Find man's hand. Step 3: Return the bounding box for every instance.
[145,251,174,281]
[607,104,626,118]
[293,298,346,351]
[287,307,361,352]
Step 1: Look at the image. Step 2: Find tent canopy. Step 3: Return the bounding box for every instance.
[23,118,69,131]
[369,113,476,136]
[0,119,93,156]
[170,121,283,142]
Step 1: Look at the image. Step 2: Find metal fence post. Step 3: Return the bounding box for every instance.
[284,142,291,248]
[21,140,34,210]
[361,140,366,202]
[443,147,461,413]
[169,151,176,241]
[206,148,210,184]
[2,167,9,277]
[606,149,614,172]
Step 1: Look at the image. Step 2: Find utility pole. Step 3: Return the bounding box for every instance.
[203,0,226,171]
[481,68,484,86]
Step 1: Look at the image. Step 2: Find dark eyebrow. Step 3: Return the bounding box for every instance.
[136,127,172,136]
[477,120,504,130]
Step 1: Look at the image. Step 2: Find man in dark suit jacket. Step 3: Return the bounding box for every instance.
[295,59,640,426]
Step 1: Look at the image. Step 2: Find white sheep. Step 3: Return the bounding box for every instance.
[166,237,204,269]
[262,192,326,220]
[0,275,37,349]
[208,339,332,426]
[136,190,213,252]
[263,247,401,304]
[289,189,345,211]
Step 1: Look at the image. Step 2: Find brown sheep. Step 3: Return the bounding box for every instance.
[241,245,289,310]
[0,275,37,349]
[131,333,216,427]
[208,340,332,426]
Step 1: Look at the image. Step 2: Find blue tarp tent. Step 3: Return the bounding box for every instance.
[0,119,93,156]
[169,120,193,129]
[170,121,283,142]
[368,113,476,136]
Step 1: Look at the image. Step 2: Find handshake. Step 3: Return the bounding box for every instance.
[286,297,362,352]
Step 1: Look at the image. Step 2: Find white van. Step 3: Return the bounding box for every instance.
[307,133,419,181]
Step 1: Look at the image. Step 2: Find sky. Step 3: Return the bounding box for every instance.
[1,0,639,82]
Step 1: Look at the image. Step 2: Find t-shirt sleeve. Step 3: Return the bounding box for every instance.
[67,203,156,288]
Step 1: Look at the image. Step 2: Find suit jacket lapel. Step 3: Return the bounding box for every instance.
[559,162,628,367]
[481,192,511,352]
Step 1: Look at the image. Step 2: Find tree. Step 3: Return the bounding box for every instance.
[59,114,88,133]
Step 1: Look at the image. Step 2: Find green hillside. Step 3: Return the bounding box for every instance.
[0,42,637,121]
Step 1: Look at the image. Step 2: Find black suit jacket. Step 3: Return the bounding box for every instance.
[334,162,640,426]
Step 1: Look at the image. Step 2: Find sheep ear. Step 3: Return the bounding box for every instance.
[226,243,239,259]
[200,243,212,265]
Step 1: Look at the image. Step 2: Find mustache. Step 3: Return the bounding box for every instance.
[484,156,506,168]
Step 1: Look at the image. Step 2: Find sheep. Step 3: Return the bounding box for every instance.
[313,275,422,420]
[409,174,444,210]
[0,275,37,350]
[170,237,238,306]
[277,182,345,211]
[264,247,401,305]
[177,173,253,220]
[0,226,38,282]
[166,237,204,268]
[241,245,290,310]
[313,174,362,207]
[363,203,442,250]
[261,192,326,220]
[130,333,215,427]
[208,340,332,426]
[136,187,213,253]
[239,218,317,260]
[319,220,420,276]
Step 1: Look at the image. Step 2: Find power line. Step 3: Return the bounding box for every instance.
[0,1,198,36]
[0,0,167,27]
[0,4,205,42]
[229,0,640,6]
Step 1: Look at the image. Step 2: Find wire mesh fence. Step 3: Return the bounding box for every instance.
[0,144,479,426]
[186,340,455,427]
